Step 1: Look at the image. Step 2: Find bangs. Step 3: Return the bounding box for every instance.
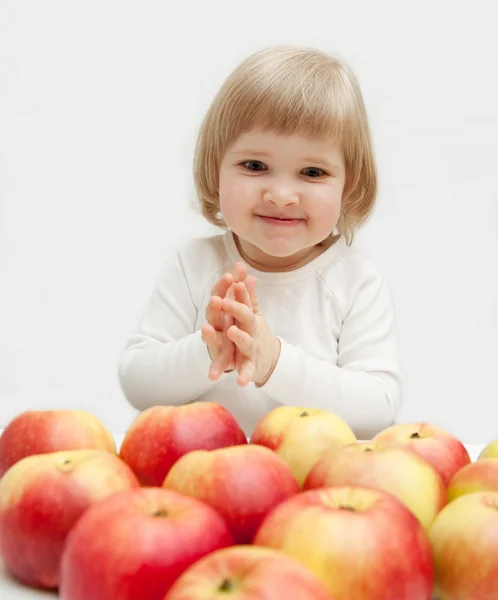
[215,48,359,154]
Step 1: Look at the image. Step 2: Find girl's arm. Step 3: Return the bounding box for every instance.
[117,251,216,410]
[258,269,402,440]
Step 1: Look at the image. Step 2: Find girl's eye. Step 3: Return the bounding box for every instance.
[302,167,326,178]
[241,160,267,171]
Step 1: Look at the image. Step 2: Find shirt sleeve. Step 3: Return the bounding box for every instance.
[117,250,216,410]
[258,263,403,439]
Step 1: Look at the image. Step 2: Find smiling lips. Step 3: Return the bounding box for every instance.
[257,215,304,227]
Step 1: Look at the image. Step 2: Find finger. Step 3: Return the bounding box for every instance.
[208,344,233,380]
[222,298,255,331]
[233,281,252,311]
[223,310,234,330]
[202,322,235,379]
[237,357,255,387]
[225,283,236,301]
[227,324,254,356]
[205,295,224,330]
[201,323,216,346]
[210,272,234,299]
[201,324,221,360]
[232,261,248,283]
[228,324,255,387]
[245,276,260,314]
[208,355,225,380]
[201,323,225,348]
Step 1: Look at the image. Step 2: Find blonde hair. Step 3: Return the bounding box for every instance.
[193,45,377,246]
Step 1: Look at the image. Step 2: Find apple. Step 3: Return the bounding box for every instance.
[373,421,471,486]
[447,458,498,502]
[59,487,234,600]
[0,409,116,477]
[250,406,356,487]
[303,441,446,529]
[0,449,140,589]
[164,545,334,600]
[429,491,498,598]
[163,444,300,543]
[253,486,434,599]
[478,439,498,460]
[119,402,247,486]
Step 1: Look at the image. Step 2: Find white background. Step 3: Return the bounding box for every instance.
[1,0,497,442]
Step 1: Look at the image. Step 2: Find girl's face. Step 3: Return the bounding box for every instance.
[218,129,346,271]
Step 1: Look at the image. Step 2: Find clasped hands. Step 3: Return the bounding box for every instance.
[201,262,281,388]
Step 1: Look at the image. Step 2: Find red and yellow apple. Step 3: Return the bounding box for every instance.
[253,486,434,599]
[447,458,498,501]
[0,449,140,589]
[429,491,498,599]
[163,444,300,543]
[303,441,446,529]
[164,545,334,600]
[59,487,234,600]
[119,402,247,486]
[250,406,356,487]
[478,439,498,460]
[373,421,471,485]
[0,409,116,477]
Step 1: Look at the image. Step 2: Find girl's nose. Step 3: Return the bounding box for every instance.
[263,188,299,207]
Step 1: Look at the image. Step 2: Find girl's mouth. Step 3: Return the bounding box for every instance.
[258,216,303,227]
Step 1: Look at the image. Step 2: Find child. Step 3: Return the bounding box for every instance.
[117,45,402,440]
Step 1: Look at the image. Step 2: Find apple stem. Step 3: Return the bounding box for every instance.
[410,433,421,439]
[218,578,235,592]
[299,411,309,417]
[152,509,168,518]
[339,505,356,512]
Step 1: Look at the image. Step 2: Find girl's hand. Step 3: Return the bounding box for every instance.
[221,281,281,388]
[201,262,250,380]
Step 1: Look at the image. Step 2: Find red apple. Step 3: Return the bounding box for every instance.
[163,444,300,543]
[250,406,356,487]
[304,441,446,529]
[0,449,140,589]
[59,487,234,600]
[253,486,434,599]
[119,402,247,486]
[447,458,498,501]
[429,491,498,598]
[0,409,116,477]
[164,545,335,600]
[373,421,471,485]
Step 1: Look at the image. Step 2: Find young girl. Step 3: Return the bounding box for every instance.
[117,45,402,439]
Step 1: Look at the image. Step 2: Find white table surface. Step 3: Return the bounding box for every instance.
[0,432,487,599]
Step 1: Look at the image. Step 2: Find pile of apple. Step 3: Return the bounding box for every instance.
[1,404,498,600]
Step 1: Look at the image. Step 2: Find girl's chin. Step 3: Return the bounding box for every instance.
[253,244,303,259]
[235,232,316,260]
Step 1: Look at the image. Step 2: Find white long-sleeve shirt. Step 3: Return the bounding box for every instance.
[117,230,402,439]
